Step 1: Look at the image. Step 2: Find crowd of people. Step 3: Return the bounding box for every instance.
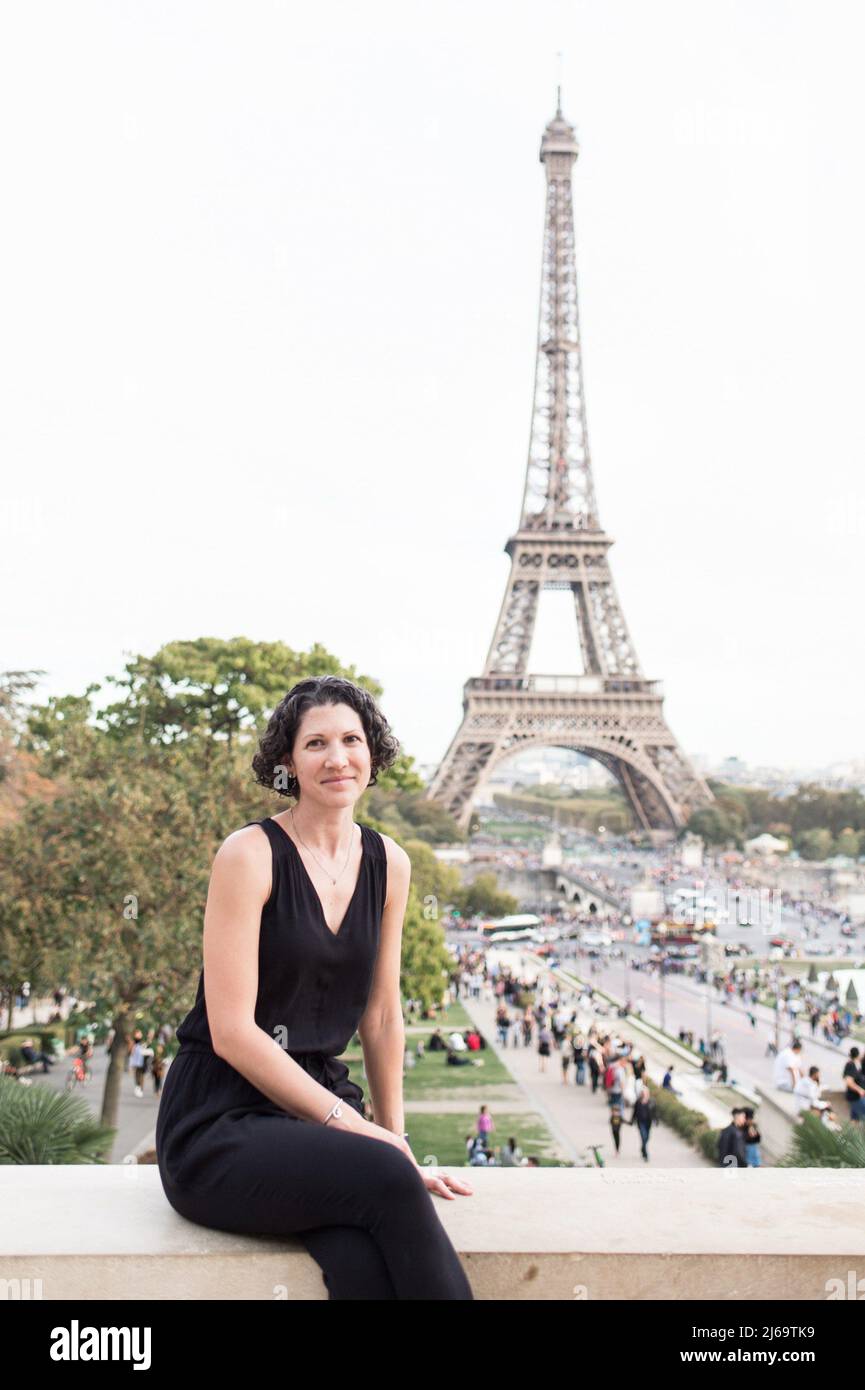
[771,1036,865,1128]
[2,986,172,1098]
[445,942,865,1168]
[447,956,662,1164]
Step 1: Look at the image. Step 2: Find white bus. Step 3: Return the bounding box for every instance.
[481,913,542,943]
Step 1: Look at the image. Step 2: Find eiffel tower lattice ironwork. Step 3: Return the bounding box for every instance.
[427,95,714,835]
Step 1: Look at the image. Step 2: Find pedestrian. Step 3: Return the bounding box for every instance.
[742,1107,762,1167]
[609,1104,624,1155]
[588,1040,601,1093]
[130,1032,147,1097]
[773,1039,803,1093]
[717,1108,748,1168]
[842,1047,865,1122]
[794,1065,822,1116]
[572,1033,586,1085]
[499,1137,524,1167]
[604,1056,624,1109]
[19,1039,54,1074]
[468,1136,490,1166]
[537,1025,552,1072]
[151,1042,166,1096]
[630,1084,656,1162]
[477,1104,494,1147]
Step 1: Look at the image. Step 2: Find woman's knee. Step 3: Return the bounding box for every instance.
[359,1138,426,1199]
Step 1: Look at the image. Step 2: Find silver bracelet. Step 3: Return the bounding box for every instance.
[322,1099,344,1125]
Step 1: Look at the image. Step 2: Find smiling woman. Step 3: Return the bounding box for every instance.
[154,673,475,1301]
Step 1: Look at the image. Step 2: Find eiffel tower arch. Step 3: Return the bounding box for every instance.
[427,94,714,836]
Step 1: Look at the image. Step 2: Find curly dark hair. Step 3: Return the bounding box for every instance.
[251,675,400,800]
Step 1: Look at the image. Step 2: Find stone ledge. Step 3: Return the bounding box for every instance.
[2,1167,864,1300]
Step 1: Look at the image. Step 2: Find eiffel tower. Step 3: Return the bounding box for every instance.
[428,94,714,837]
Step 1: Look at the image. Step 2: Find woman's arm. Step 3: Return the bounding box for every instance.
[203,827,367,1131]
[356,837,411,1134]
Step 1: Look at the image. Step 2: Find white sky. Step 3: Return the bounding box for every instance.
[2,1,863,775]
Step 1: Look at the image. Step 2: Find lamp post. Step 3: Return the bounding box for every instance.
[702,937,713,1050]
[621,914,632,1006]
[656,922,668,1032]
[706,970,713,1055]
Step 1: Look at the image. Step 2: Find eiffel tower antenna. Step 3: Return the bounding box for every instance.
[427,104,714,836]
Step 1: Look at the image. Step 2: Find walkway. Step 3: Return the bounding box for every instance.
[451,985,713,1168]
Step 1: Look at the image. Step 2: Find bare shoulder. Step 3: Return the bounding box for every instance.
[214,821,271,864]
[378,828,411,872]
[209,822,272,897]
[377,831,411,905]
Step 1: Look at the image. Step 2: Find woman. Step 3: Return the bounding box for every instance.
[743,1107,762,1166]
[629,1084,656,1162]
[537,1024,552,1072]
[609,1103,624,1155]
[571,1032,586,1086]
[130,1032,147,1097]
[155,675,474,1300]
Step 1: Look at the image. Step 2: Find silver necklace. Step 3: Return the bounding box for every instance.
[290,807,355,885]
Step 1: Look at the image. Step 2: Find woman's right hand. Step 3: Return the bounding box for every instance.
[332,1109,413,1160]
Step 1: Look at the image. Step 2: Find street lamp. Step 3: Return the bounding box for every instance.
[622,913,633,1007]
[706,966,713,1054]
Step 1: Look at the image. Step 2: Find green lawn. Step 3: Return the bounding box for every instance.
[340,1011,569,1163]
[406,999,475,1031]
[396,1112,570,1167]
[404,1045,513,1095]
[477,820,545,843]
[343,1035,513,1096]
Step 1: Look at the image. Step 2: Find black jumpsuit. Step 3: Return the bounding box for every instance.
[155,815,473,1300]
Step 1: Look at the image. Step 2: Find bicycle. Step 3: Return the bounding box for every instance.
[577,1144,606,1168]
[65,1057,92,1090]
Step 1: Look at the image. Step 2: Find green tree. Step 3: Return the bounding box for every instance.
[397,890,453,1016]
[834,827,861,859]
[8,640,434,1145]
[685,806,739,847]
[5,636,462,1147]
[797,827,833,861]
[452,873,518,918]
[364,787,461,844]
[401,840,462,918]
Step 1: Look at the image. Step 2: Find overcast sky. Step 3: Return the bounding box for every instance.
[2,1,863,776]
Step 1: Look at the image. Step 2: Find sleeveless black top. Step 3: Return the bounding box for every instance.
[175,816,388,1066]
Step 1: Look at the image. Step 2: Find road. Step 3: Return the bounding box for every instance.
[562,947,854,1099]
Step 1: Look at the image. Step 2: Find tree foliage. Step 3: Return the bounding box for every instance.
[0,642,452,1151]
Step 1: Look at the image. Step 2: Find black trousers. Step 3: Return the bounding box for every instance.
[160,1116,474,1301]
